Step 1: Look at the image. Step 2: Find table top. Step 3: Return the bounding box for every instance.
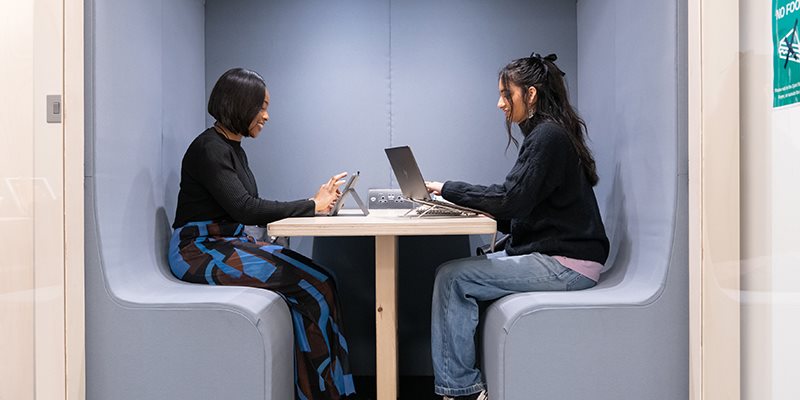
[267,209,497,237]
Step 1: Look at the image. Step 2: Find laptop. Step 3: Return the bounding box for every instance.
[384,146,488,217]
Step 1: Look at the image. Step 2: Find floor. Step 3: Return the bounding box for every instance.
[352,375,440,400]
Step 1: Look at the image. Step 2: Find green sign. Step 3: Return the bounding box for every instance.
[774,0,800,107]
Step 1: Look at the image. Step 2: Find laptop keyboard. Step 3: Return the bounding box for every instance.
[414,203,477,217]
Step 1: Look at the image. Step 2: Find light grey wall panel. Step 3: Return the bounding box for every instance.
[162,0,207,224]
[205,0,391,205]
[570,1,688,396]
[90,0,205,285]
[391,0,578,187]
[92,0,163,284]
[577,0,679,282]
[87,0,207,398]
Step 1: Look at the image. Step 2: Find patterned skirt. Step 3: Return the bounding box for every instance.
[168,221,355,400]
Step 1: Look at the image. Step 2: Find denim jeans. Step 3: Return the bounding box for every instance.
[431,251,596,397]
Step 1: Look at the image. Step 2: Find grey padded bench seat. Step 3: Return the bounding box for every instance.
[480,1,688,399]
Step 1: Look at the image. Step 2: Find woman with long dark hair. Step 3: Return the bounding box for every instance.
[169,68,356,400]
[425,53,609,400]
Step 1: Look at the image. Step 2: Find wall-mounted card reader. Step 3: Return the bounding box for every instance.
[47,95,62,123]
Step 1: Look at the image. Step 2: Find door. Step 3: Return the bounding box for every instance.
[0,0,83,398]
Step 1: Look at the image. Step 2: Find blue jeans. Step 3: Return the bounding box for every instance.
[431,251,596,397]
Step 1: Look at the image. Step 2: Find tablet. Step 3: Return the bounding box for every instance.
[329,171,360,216]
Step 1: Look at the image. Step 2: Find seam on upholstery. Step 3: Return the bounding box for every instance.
[85,0,96,180]
[388,0,395,187]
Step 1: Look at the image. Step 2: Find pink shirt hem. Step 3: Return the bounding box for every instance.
[552,256,603,282]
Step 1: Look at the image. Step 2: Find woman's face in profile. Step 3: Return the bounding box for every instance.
[248,90,270,138]
[497,80,532,124]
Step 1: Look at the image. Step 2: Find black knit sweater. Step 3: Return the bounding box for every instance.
[173,128,314,228]
[441,121,609,264]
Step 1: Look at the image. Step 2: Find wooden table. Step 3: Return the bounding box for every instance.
[267,209,496,400]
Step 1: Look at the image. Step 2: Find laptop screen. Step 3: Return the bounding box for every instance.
[385,146,432,201]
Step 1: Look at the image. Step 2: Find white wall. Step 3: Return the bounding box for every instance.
[740,1,800,398]
[770,82,800,400]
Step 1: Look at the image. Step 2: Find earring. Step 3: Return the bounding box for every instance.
[527,107,535,119]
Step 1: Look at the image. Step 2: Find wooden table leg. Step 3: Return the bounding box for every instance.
[375,235,398,400]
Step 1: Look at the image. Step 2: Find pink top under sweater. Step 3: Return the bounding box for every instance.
[553,256,603,282]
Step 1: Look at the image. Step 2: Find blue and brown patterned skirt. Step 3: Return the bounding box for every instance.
[168,221,355,400]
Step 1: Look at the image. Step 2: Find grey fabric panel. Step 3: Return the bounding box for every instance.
[161,0,207,226]
[481,1,688,399]
[311,235,471,376]
[581,0,678,280]
[204,0,391,203]
[86,1,294,398]
[84,0,95,178]
[390,0,577,187]
[396,236,472,376]
[311,237,376,376]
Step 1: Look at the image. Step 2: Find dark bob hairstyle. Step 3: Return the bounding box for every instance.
[207,68,266,137]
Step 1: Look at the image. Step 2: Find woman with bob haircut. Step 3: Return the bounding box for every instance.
[424,53,609,400]
[169,67,356,400]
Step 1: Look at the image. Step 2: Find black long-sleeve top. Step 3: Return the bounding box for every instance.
[173,128,314,228]
[441,121,609,264]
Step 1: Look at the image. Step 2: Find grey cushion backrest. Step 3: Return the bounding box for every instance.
[480,1,689,399]
[84,1,293,399]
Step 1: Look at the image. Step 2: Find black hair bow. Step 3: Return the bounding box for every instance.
[529,52,566,77]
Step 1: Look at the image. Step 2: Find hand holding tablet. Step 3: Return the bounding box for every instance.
[327,171,369,216]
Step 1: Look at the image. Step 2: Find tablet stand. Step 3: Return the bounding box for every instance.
[340,187,369,216]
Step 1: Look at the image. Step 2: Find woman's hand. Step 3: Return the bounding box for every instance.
[425,181,444,196]
[312,172,348,214]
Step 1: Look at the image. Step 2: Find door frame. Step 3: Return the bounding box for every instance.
[688,0,741,399]
[65,0,85,399]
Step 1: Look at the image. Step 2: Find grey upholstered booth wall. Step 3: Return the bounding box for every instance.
[578,0,686,295]
[86,0,688,397]
[85,1,294,399]
[205,0,578,376]
[204,0,577,252]
[390,0,577,186]
[479,1,689,399]
[204,0,391,216]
